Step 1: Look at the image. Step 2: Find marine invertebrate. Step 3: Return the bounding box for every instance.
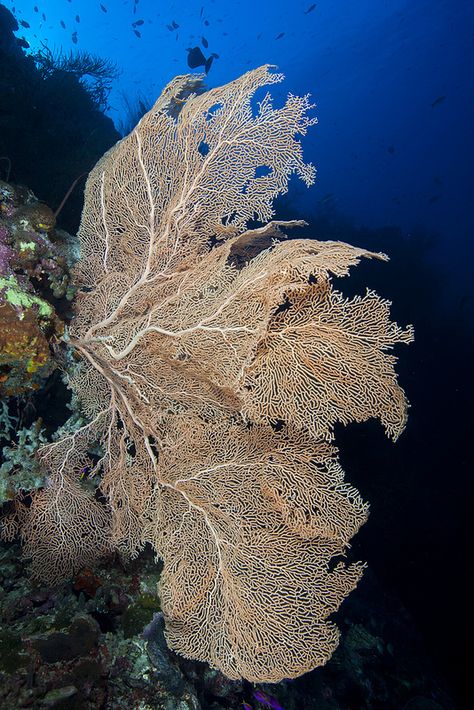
[17,67,412,682]
[0,181,71,395]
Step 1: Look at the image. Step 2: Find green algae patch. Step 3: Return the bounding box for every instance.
[0,275,53,317]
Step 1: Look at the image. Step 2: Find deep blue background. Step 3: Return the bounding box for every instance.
[9,0,474,293]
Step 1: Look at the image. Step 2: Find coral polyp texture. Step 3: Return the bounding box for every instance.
[16,66,413,682]
[0,180,70,395]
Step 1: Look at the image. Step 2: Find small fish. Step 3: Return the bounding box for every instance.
[257,33,261,39]
[42,13,46,21]
[275,32,285,39]
[186,46,214,73]
[202,35,208,48]
[387,145,395,154]
[100,3,107,13]
[19,20,30,28]
[204,19,209,26]
[134,29,141,37]
[428,194,441,204]
[132,19,144,27]
[200,6,204,17]
[172,19,179,29]
[76,15,80,23]
[60,20,66,29]
[431,95,446,108]
[304,3,316,13]
[34,5,38,12]
[72,31,78,44]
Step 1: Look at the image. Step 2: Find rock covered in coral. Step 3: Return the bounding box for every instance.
[0,179,72,395]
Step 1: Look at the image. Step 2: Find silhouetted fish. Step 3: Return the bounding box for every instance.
[186,46,213,73]
[76,15,80,23]
[134,29,141,38]
[431,95,446,108]
[132,20,144,27]
[60,20,66,29]
[100,3,107,12]
[204,19,209,26]
[19,20,30,28]
[34,5,38,12]
[387,145,395,154]
[304,3,316,13]
[200,6,204,17]
[275,32,285,39]
[202,36,208,48]
[72,31,78,44]
[42,13,46,21]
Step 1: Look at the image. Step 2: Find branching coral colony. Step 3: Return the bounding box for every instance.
[4,67,414,683]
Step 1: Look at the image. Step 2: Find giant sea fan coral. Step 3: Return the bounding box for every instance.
[17,66,413,682]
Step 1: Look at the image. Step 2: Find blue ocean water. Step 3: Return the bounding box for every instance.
[8,0,474,290]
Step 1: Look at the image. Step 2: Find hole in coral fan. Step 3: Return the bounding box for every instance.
[125,438,136,457]
[254,165,271,179]
[198,140,209,156]
[270,419,286,432]
[147,435,160,460]
[205,103,222,121]
[327,554,347,573]
[207,233,220,249]
[273,297,292,316]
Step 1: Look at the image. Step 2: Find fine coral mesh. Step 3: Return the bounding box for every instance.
[16,66,413,682]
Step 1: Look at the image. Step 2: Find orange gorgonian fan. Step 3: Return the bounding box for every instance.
[16,66,413,682]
